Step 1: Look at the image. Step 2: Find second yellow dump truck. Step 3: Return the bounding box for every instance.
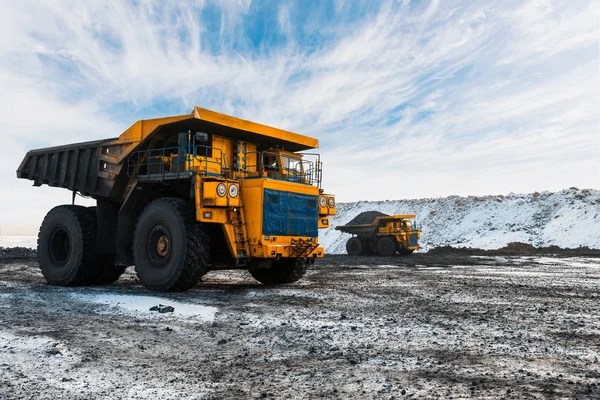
[17,107,336,291]
[336,214,421,256]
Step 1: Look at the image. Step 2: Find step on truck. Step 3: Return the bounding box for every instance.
[17,107,336,291]
[336,215,420,256]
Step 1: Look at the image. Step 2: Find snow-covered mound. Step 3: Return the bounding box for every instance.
[320,188,600,253]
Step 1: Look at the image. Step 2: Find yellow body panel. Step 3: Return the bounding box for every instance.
[119,115,190,143]
[212,135,233,171]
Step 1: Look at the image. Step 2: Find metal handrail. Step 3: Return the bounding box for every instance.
[244,151,322,187]
[127,145,226,179]
[192,145,224,177]
[127,145,323,187]
[127,146,185,180]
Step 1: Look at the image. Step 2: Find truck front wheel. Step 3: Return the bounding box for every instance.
[376,236,397,256]
[249,257,307,284]
[37,205,98,286]
[133,198,210,292]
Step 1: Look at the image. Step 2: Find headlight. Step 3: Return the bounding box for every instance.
[328,197,335,208]
[228,184,239,198]
[319,196,327,207]
[216,183,227,197]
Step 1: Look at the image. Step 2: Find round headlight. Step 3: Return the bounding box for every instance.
[216,183,227,197]
[228,184,239,198]
[319,196,327,208]
[328,197,335,208]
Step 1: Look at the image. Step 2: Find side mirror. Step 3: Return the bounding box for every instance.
[195,132,209,142]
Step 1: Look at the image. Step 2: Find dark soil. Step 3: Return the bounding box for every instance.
[1,249,599,399]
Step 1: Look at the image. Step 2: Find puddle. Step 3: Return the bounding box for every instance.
[71,293,218,322]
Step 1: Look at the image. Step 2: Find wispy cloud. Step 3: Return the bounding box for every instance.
[0,0,598,232]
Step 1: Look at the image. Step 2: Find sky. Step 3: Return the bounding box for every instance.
[0,0,598,235]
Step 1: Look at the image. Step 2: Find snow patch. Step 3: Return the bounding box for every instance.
[71,293,218,322]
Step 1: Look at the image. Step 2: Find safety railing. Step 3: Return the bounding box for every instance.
[191,145,226,178]
[296,153,323,188]
[127,146,188,180]
[236,151,322,187]
[127,145,226,180]
[127,146,322,188]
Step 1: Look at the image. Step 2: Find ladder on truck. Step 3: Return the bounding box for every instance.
[232,207,250,264]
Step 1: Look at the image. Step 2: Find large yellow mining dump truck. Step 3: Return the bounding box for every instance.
[17,107,336,291]
[336,214,420,256]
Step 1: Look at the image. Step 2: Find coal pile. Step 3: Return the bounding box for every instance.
[345,211,389,225]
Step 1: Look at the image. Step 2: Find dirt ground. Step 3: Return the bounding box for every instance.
[1,251,599,399]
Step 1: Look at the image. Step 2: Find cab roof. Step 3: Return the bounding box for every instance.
[117,106,319,152]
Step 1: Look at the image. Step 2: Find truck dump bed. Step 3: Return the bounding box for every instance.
[335,214,417,237]
[335,224,379,236]
[16,138,123,199]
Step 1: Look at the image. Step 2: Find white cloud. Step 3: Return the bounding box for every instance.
[0,0,597,234]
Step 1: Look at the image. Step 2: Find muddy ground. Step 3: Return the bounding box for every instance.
[0,251,599,399]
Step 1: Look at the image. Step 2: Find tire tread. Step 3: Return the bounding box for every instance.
[134,197,209,292]
[37,205,98,286]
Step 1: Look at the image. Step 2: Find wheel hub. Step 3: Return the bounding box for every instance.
[156,235,169,257]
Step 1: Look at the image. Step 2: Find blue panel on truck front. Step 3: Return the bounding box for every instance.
[263,189,318,237]
[409,233,419,247]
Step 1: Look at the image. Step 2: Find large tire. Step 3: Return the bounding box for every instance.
[249,257,307,285]
[37,205,98,286]
[376,236,397,256]
[346,237,363,255]
[133,198,210,292]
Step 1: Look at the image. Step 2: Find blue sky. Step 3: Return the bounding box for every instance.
[0,0,598,234]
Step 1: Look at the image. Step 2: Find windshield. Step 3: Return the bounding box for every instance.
[281,155,303,174]
[259,151,322,187]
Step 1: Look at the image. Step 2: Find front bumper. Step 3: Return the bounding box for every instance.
[250,243,324,258]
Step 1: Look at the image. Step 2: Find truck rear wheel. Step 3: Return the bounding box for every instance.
[249,257,307,284]
[376,236,397,256]
[133,198,209,292]
[346,237,363,255]
[37,205,98,286]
